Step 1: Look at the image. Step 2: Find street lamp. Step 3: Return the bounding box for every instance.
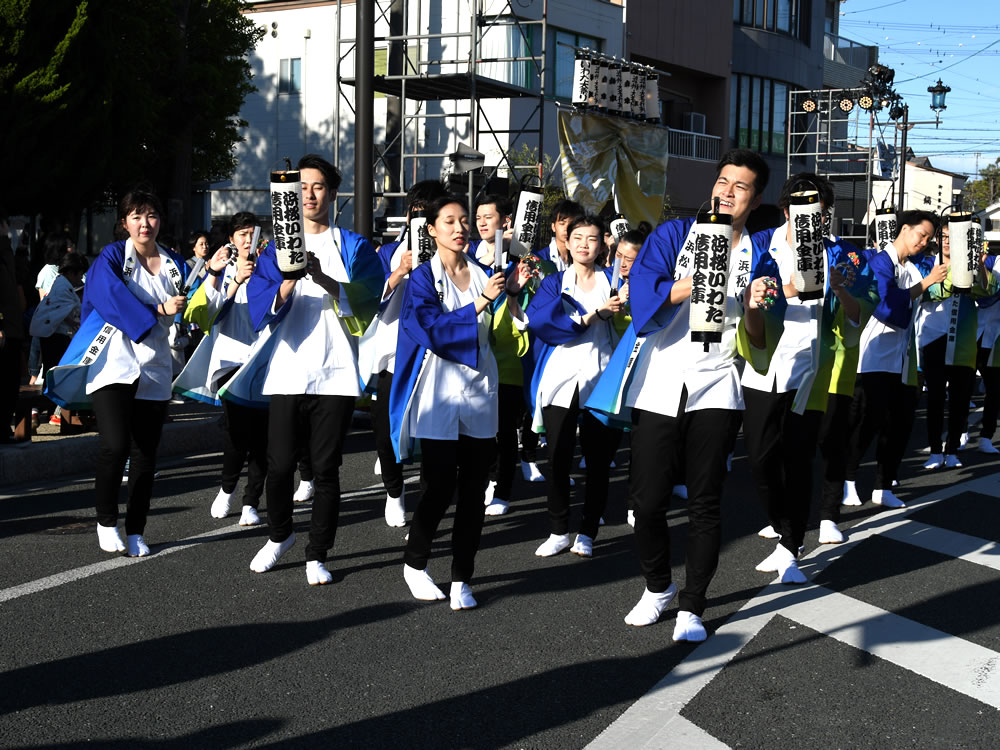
[927,79,951,126]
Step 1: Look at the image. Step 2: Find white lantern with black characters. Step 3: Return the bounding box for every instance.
[572,48,591,108]
[874,206,897,251]
[509,180,544,259]
[948,212,975,294]
[689,206,733,350]
[408,210,436,267]
[789,190,826,301]
[270,170,308,279]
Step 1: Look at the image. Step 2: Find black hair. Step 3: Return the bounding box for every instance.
[406,180,449,212]
[619,229,647,248]
[778,172,834,212]
[550,198,585,224]
[186,230,209,256]
[296,154,343,192]
[118,184,164,221]
[425,195,469,227]
[230,211,259,235]
[715,149,770,197]
[897,209,939,238]
[58,251,88,276]
[43,232,70,266]
[474,193,513,218]
[566,213,605,240]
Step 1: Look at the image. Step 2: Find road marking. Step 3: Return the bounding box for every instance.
[0,479,404,606]
[589,473,1000,748]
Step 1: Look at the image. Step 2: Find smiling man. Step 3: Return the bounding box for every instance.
[588,149,783,643]
[241,154,383,586]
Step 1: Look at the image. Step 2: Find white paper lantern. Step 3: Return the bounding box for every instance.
[269,170,308,279]
[874,207,897,251]
[689,209,733,348]
[949,212,975,294]
[509,183,544,259]
[789,190,826,300]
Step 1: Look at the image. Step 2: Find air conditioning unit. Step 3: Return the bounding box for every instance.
[682,112,706,134]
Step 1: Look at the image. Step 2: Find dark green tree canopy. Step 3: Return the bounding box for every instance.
[0,0,262,223]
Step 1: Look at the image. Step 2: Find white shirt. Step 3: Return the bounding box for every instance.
[409,259,498,440]
[547,239,570,271]
[626,227,753,417]
[370,243,407,376]
[35,264,59,294]
[87,248,178,400]
[916,256,951,348]
[535,268,616,411]
[261,229,361,397]
[200,272,264,389]
[858,246,922,375]
[742,225,823,394]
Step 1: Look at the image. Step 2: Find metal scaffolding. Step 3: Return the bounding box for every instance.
[786,87,892,248]
[334,0,548,233]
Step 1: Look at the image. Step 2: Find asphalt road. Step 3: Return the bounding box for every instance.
[2,404,999,748]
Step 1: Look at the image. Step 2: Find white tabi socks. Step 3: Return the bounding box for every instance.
[842,480,862,506]
[403,564,446,601]
[450,582,477,610]
[97,523,125,553]
[624,583,677,627]
[250,533,296,573]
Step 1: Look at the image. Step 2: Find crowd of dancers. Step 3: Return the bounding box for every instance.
[43,149,1000,644]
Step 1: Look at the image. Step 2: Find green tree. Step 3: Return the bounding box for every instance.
[967,158,1000,212]
[0,0,261,238]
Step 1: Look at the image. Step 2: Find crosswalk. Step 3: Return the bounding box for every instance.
[589,473,1000,748]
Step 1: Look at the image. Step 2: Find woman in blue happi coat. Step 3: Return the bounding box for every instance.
[46,186,189,557]
[389,195,509,611]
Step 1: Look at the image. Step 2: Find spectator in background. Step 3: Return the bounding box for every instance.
[1,214,28,444]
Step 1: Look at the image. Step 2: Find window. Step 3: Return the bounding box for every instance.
[734,0,800,39]
[279,58,301,95]
[730,73,789,155]
[545,28,600,99]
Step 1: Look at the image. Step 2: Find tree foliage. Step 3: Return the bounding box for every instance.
[967,157,1000,212]
[0,0,262,229]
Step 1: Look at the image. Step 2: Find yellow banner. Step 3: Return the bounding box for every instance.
[557,109,669,227]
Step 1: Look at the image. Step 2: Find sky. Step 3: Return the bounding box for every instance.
[836,0,1000,180]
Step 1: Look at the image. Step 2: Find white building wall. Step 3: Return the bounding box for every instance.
[210,0,623,228]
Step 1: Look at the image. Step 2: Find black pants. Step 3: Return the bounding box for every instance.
[922,335,974,454]
[0,336,22,438]
[520,408,539,463]
[39,334,71,373]
[370,369,405,498]
[629,402,737,617]
[265,394,354,562]
[220,399,269,508]
[742,387,822,554]
[489,383,524,501]
[977,344,1000,440]
[92,382,168,535]
[542,388,622,539]
[818,393,852,523]
[846,372,917,489]
[404,435,495,582]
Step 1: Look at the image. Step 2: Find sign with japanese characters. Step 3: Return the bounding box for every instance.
[409,211,435,267]
[875,207,897,251]
[789,190,825,301]
[689,210,733,347]
[572,51,591,107]
[949,213,974,293]
[269,170,308,280]
[509,184,544,258]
